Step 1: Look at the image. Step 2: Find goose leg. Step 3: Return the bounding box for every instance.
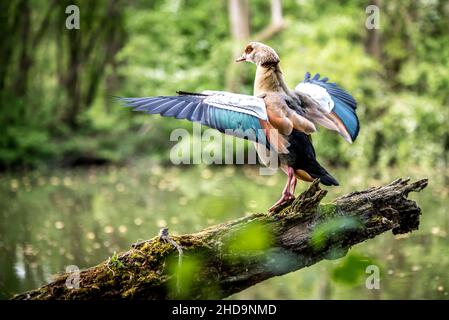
[269,167,295,212]
[290,175,297,195]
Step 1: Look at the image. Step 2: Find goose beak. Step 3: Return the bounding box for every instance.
[235,55,246,62]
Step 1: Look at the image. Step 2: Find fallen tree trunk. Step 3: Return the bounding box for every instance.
[14,178,428,300]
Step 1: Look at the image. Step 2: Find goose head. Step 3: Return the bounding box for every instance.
[235,42,280,67]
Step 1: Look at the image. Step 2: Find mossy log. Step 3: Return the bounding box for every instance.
[13,178,428,300]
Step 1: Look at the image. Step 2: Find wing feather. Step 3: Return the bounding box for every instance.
[118,91,289,154]
[295,73,359,142]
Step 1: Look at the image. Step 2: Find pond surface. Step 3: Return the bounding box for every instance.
[0,161,448,299]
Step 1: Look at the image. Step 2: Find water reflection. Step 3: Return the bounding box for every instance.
[0,162,448,299]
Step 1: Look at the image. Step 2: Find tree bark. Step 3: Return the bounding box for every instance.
[13,178,427,300]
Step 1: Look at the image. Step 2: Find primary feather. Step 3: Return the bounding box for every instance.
[295,72,360,142]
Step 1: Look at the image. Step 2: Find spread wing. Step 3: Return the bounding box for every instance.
[295,72,360,143]
[118,90,291,153]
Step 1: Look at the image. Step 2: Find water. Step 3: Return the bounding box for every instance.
[0,161,448,299]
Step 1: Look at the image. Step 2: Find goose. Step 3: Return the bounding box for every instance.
[119,42,359,212]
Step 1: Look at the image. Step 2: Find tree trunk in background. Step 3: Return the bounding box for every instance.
[0,2,21,92]
[229,0,250,41]
[63,29,82,129]
[364,0,381,60]
[0,0,54,96]
[317,270,332,299]
[83,0,126,112]
[58,0,126,129]
[444,101,449,186]
[13,0,54,99]
[271,0,283,26]
[226,0,285,92]
[14,0,31,98]
[226,0,250,91]
[252,0,284,40]
[102,0,126,112]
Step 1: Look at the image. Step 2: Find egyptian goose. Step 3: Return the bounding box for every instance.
[120,42,359,211]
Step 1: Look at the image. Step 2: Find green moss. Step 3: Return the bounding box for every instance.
[122,287,137,298]
[137,271,164,285]
[129,251,146,260]
[67,288,91,299]
[177,235,207,248]
[107,251,126,274]
[140,240,172,256]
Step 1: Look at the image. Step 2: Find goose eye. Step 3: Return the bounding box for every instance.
[245,46,253,54]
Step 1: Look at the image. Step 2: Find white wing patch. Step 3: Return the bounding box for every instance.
[294,83,334,113]
[202,90,268,121]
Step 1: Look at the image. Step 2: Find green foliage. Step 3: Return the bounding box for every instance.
[311,216,361,250]
[331,253,378,285]
[0,0,448,170]
[225,222,274,254]
[167,254,202,298]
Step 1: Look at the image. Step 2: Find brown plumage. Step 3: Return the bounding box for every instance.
[236,41,341,211]
[262,92,316,136]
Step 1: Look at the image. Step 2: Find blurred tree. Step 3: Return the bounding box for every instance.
[0,0,448,172]
[226,0,285,91]
[364,0,381,60]
[55,0,126,129]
